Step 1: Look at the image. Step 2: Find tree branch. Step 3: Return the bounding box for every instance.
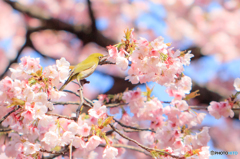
[45,113,75,120]
[3,0,116,47]
[86,0,97,32]
[113,118,156,133]
[109,124,180,158]
[0,106,20,125]
[0,128,12,133]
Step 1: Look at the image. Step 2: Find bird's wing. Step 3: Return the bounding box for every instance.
[79,63,98,79]
[73,58,99,74]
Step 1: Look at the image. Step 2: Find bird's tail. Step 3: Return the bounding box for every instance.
[59,76,72,91]
[59,83,66,91]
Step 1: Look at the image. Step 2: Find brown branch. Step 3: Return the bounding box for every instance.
[0,41,26,79]
[0,128,12,133]
[123,129,147,133]
[69,141,73,159]
[109,124,180,158]
[40,149,66,155]
[4,0,116,47]
[86,0,97,32]
[61,90,93,108]
[105,129,114,136]
[52,101,81,106]
[41,147,69,159]
[113,118,155,133]
[190,105,240,111]
[105,103,126,108]
[52,101,92,108]
[0,106,20,125]
[76,83,84,121]
[45,113,74,120]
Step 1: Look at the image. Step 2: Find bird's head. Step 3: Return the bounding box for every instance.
[90,53,107,61]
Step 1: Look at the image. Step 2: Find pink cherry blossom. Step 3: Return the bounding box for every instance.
[20,56,41,73]
[58,68,69,83]
[33,102,48,119]
[102,146,118,159]
[72,136,86,148]
[208,101,234,119]
[23,141,40,155]
[68,122,80,135]
[180,50,194,66]
[42,131,59,148]
[79,122,91,137]
[172,100,189,111]
[86,135,102,151]
[198,146,210,159]
[196,127,210,147]
[56,57,70,70]
[116,56,128,71]
[33,92,48,104]
[61,131,74,146]
[233,78,240,91]
[88,101,107,119]
[107,45,118,63]
[44,66,58,79]
[38,115,55,128]
[49,88,67,100]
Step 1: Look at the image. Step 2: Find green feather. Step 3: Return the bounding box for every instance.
[59,53,104,91]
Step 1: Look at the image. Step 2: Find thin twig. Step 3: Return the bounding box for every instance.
[113,118,155,133]
[0,40,26,79]
[41,146,70,159]
[76,84,84,121]
[69,141,73,159]
[84,97,94,106]
[105,103,126,108]
[161,101,171,104]
[71,81,80,86]
[109,124,180,158]
[0,106,20,125]
[189,105,240,110]
[46,113,75,120]
[0,128,12,133]
[40,149,67,155]
[61,90,93,108]
[105,129,114,136]
[123,129,146,133]
[52,101,81,106]
[63,89,79,97]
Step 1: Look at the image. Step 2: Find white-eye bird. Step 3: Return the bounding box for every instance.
[59,53,105,91]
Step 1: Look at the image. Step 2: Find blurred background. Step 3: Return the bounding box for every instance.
[1,0,240,158]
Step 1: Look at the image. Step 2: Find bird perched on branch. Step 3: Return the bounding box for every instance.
[59,53,105,91]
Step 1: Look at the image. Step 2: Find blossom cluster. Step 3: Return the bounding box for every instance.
[0,30,235,158]
[0,57,118,159]
[107,30,194,99]
[111,88,210,158]
[207,78,240,120]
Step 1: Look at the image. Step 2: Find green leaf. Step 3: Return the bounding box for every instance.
[184,90,200,101]
[7,98,25,108]
[36,67,43,76]
[142,84,154,100]
[102,116,113,127]
[29,78,37,86]
[160,52,168,61]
